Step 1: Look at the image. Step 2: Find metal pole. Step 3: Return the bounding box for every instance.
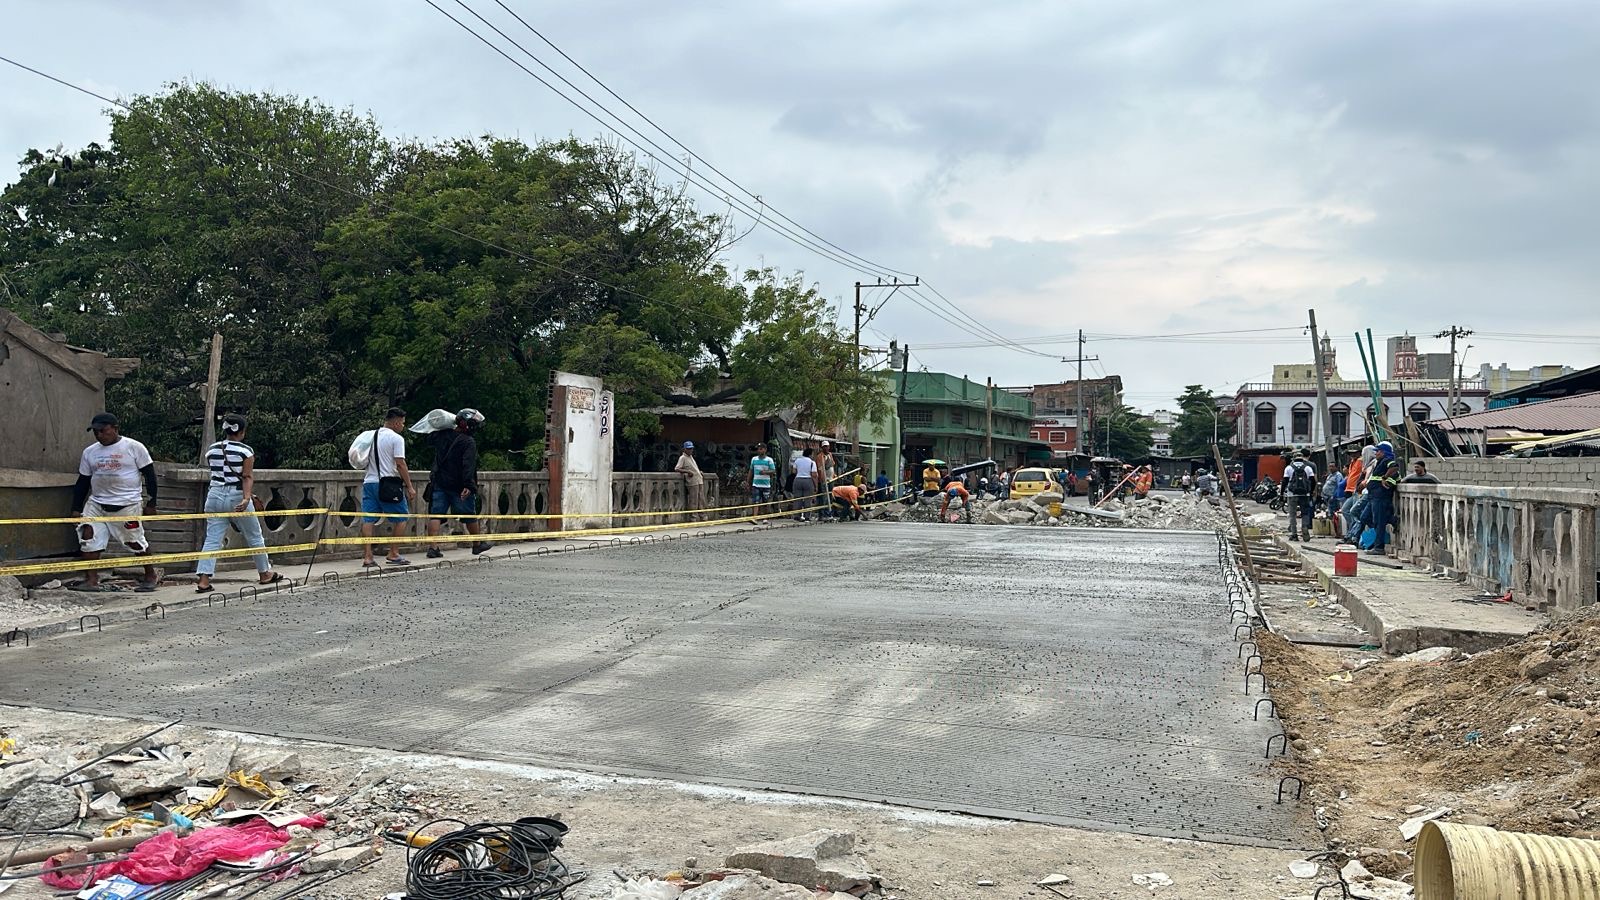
[1307,310,1336,475]
[1076,329,1085,452]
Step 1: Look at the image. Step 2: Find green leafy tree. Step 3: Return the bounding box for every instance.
[0,83,387,466]
[1170,385,1236,458]
[730,270,888,432]
[1104,404,1155,460]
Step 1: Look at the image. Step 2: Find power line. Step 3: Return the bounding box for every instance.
[426,0,896,282]
[482,0,918,282]
[0,53,757,338]
[429,0,1051,356]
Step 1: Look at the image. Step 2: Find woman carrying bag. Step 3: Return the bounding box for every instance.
[194,414,283,592]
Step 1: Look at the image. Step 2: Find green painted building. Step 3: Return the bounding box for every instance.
[892,371,1044,471]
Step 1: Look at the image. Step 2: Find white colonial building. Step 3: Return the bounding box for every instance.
[1233,340,1488,449]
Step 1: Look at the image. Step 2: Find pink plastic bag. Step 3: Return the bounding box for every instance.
[42,815,327,889]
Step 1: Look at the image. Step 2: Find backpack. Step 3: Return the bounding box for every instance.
[1287,462,1314,495]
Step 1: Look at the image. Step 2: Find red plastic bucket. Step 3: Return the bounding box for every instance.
[1334,545,1358,577]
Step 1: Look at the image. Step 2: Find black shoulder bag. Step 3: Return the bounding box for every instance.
[370,426,407,504]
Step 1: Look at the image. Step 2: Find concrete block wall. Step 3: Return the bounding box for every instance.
[1422,457,1600,490]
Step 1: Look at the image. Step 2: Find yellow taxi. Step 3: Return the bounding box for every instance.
[1009,467,1060,499]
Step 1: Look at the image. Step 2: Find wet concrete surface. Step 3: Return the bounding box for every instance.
[0,523,1304,846]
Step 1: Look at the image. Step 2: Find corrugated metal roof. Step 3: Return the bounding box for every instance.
[639,402,762,420]
[1436,392,1600,432]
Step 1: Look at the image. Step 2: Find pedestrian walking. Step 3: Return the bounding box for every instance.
[1180,472,1193,493]
[71,413,160,592]
[424,409,489,558]
[750,444,778,510]
[360,407,417,568]
[791,448,819,520]
[675,441,706,522]
[1282,449,1318,542]
[194,415,283,592]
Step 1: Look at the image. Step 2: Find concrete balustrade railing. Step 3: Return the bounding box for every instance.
[144,467,721,561]
[1396,482,1600,612]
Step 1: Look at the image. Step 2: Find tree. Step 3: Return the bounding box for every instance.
[1104,404,1155,461]
[1170,385,1236,458]
[729,270,888,432]
[0,83,387,466]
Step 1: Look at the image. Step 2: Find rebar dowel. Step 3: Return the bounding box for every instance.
[78,614,101,633]
[1254,698,1277,720]
[1277,776,1304,803]
[1245,671,1267,694]
[1265,732,1288,757]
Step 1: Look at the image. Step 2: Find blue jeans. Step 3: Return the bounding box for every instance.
[1367,490,1394,549]
[196,486,270,576]
[429,488,476,517]
[1343,494,1367,542]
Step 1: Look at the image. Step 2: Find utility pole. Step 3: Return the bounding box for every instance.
[985,377,994,461]
[854,278,918,459]
[199,332,222,462]
[1435,325,1473,417]
[1307,310,1336,475]
[894,342,911,476]
[1076,330,1085,452]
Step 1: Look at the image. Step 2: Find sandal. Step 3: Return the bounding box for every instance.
[195,585,213,594]
[361,561,380,568]
[385,557,411,566]
[134,580,159,593]
[259,573,285,585]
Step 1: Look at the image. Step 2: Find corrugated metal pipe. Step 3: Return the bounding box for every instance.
[1416,821,1600,898]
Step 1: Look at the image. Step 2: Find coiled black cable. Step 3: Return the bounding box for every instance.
[401,819,585,900]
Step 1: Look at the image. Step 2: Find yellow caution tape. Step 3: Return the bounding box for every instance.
[0,542,318,577]
[0,508,331,525]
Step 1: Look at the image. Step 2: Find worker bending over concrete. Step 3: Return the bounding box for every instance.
[830,483,864,521]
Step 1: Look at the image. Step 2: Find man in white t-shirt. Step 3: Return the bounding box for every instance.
[360,407,418,567]
[72,413,160,592]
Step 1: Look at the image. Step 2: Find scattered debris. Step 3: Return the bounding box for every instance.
[1037,873,1072,886]
[0,781,80,830]
[722,830,878,894]
[1395,646,1461,664]
[1398,807,1451,841]
[682,874,814,900]
[1288,860,1319,878]
[1132,871,1174,890]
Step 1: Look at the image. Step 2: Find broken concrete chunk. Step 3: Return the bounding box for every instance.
[185,740,239,785]
[1397,646,1460,664]
[0,781,80,830]
[1520,649,1559,680]
[89,791,126,820]
[0,574,25,601]
[723,830,877,893]
[1399,807,1452,841]
[231,747,302,779]
[1037,874,1071,886]
[102,759,191,799]
[0,758,44,800]
[300,844,380,874]
[686,875,815,900]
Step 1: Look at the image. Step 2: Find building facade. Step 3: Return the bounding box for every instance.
[1004,376,1123,456]
[1236,371,1488,450]
[901,372,1043,468]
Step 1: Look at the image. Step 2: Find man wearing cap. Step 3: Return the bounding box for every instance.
[675,440,705,522]
[1282,449,1318,542]
[425,409,489,558]
[71,413,160,592]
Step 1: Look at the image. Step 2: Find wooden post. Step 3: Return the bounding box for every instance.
[1213,443,1258,597]
[200,332,222,460]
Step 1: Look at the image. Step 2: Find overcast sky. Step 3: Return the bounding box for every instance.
[3,0,1597,409]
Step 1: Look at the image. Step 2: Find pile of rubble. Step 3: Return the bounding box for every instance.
[874,491,1265,532]
[613,830,882,900]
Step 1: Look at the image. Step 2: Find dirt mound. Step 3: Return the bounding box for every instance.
[1260,611,1600,874]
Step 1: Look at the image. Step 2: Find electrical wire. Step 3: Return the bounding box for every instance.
[401,819,585,900]
[430,1,1052,357]
[483,0,920,282]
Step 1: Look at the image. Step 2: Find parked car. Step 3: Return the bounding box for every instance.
[1009,467,1060,499]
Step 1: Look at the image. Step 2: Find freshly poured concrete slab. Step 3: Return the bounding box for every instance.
[1,524,1304,846]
